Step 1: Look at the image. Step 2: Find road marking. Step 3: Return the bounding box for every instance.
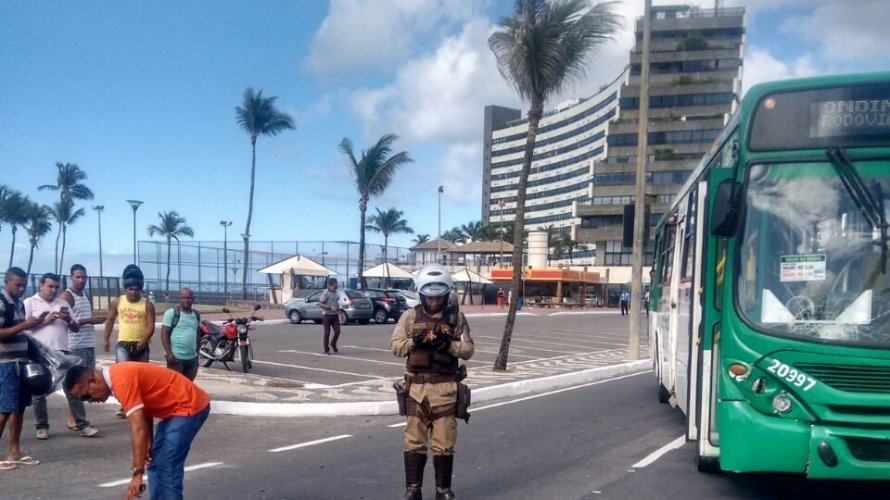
[269,434,352,453]
[387,371,650,427]
[251,360,390,379]
[631,435,686,468]
[274,349,404,366]
[99,462,223,487]
[470,348,539,359]
[476,335,626,350]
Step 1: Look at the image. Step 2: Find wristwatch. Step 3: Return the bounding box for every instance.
[131,465,145,476]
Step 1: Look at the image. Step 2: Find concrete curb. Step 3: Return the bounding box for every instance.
[209,359,652,417]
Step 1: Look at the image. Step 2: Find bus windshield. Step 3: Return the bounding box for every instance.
[737,159,890,347]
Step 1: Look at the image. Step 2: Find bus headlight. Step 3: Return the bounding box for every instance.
[772,391,793,413]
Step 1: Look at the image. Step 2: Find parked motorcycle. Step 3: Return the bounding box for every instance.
[199,304,263,373]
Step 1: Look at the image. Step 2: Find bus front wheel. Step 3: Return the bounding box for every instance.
[657,382,670,404]
[696,453,720,473]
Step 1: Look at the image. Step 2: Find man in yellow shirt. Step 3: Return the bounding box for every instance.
[103,265,155,418]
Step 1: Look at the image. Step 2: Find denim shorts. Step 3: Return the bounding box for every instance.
[0,362,32,413]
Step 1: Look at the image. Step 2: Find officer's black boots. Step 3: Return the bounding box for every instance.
[434,454,455,500]
[404,452,427,500]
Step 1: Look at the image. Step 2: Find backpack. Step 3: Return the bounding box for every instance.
[170,307,201,329]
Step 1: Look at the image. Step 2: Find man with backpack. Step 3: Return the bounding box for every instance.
[160,288,201,380]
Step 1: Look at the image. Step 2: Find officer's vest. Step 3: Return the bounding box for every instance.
[406,305,462,375]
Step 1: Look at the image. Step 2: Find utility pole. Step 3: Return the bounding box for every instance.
[93,205,105,277]
[629,0,652,360]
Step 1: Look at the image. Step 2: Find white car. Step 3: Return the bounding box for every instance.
[397,290,420,308]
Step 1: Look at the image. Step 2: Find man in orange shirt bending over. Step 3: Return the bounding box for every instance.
[65,362,210,500]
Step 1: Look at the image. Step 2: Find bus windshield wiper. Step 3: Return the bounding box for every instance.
[827,147,888,273]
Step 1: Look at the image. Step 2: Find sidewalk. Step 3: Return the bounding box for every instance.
[96,306,648,417]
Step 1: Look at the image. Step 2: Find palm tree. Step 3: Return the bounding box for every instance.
[441,227,466,244]
[461,221,486,242]
[38,162,94,272]
[0,185,11,233]
[560,232,587,264]
[147,211,194,294]
[2,191,31,268]
[24,203,52,275]
[489,0,620,370]
[235,87,295,298]
[48,199,85,274]
[365,207,414,263]
[412,233,431,245]
[340,134,413,289]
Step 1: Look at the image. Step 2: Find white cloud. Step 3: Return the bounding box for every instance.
[303,0,483,77]
[742,48,824,95]
[781,0,890,61]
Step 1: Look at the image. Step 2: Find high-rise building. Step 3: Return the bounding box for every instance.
[482,5,745,267]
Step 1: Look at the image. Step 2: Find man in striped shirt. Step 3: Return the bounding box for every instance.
[0,267,45,469]
[60,264,105,437]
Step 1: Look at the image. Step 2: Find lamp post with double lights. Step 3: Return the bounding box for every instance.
[126,200,143,264]
[93,205,105,277]
[220,221,232,295]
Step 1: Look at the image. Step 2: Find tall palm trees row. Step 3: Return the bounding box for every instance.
[1,162,196,292]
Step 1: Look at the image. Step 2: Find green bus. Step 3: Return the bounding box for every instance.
[650,72,890,479]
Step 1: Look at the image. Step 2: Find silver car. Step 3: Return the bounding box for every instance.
[285,288,374,325]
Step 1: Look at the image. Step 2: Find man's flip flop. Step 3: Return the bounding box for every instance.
[0,461,17,471]
[8,456,39,465]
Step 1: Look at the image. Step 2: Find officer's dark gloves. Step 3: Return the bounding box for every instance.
[431,333,451,351]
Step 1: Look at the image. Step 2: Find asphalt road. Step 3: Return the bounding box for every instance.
[6,369,887,499]
[111,312,645,388]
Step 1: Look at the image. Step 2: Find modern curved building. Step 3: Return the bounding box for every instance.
[482,4,745,267]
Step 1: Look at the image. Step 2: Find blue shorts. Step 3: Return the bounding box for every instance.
[0,362,32,413]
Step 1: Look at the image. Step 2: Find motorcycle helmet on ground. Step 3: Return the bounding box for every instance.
[21,362,53,397]
[122,264,144,290]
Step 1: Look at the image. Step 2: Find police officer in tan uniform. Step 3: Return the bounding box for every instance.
[391,265,474,500]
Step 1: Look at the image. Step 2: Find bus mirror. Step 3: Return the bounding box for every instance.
[710,180,742,237]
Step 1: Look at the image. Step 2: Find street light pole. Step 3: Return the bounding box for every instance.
[437,185,443,264]
[240,233,249,299]
[126,200,143,264]
[93,205,105,277]
[220,221,232,295]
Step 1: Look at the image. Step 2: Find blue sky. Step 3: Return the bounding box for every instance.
[2,0,888,278]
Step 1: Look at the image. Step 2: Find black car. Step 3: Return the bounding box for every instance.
[362,288,410,324]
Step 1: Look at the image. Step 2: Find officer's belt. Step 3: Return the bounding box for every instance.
[406,374,455,384]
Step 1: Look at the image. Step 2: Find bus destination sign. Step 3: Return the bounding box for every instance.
[811,99,890,138]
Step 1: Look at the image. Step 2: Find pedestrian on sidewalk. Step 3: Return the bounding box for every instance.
[391,265,474,500]
[496,287,506,311]
[103,264,155,417]
[24,272,97,440]
[65,362,210,500]
[59,264,106,437]
[318,278,341,354]
[160,288,201,381]
[0,267,44,471]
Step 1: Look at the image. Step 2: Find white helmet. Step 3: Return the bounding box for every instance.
[415,265,453,298]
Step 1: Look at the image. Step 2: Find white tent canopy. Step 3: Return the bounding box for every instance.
[362,263,414,279]
[452,268,492,284]
[258,255,334,277]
